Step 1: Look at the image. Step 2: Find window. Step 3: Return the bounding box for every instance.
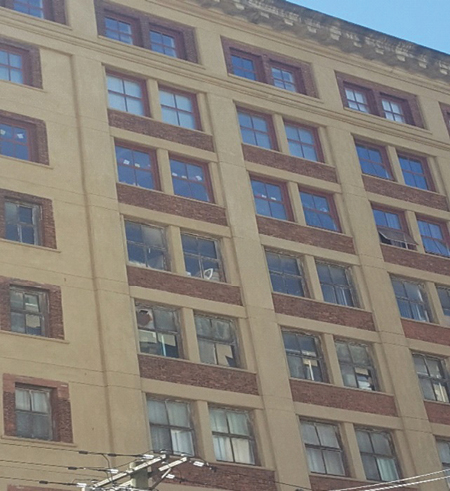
[413,353,450,403]
[13,0,46,18]
[159,88,199,130]
[355,142,391,180]
[230,51,259,81]
[391,277,431,322]
[15,387,52,440]
[285,123,320,161]
[344,85,371,113]
[0,46,25,85]
[437,286,450,317]
[356,429,400,482]
[300,191,339,232]
[147,398,194,455]
[170,158,212,202]
[317,262,356,307]
[381,97,406,123]
[418,219,450,257]
[282,331,325,382]
[10,287,47,337]
[265,250,306,297]
[106,73,146,116]
[270,64,297,92]
[195,315,239,368]
[238,110,274,149]
[398,155,431,191]
[209,407,255,465]
[149,28,179,58]
[335,341,377,391]
[104,15,135,44]
[5,201,41,245]
[135,304,180,358]
[251,178,289,220]
[437,440,450,471]
[0,121,31,161]
[300,421,346,476]
[125,221,168,270]
[181,234,223,281]
[372,208,416,249]
[115,144,157,190]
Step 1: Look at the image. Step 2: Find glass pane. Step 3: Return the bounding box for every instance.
[232,437,254,464]
[227,412,249,436]
[210,408,228,433]
[301,422,320,445]
[306,447,326,474]
[213,435,233,462]
[371,432,391,455]
[151,426,172,452]
[147,399,169,425]
[216,343,236,367]
[362,454,380,481]
[378,457,399,481]
[317,424,339,448]
[167,402,190,427]
[154,308,177,332]
[323,450,345,476]
[171,429,194,455]
[356,431,373,453]
[15,389,30,410]
[198,339,216,364]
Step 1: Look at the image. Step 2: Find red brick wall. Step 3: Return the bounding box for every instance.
[310,476,374,491]
[425,401,450,425]
[108,110,214,152]
[128,266,242,305]
[290,379,397,416]
[0,37,42,88]
[402,319,450,347]
[257,217,355,254]
[382,244,450,276]
[117,184,227,226]
[273,294,376,331]
[139,355,259,395]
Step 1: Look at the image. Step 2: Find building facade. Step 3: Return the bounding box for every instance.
[2,0,450,490]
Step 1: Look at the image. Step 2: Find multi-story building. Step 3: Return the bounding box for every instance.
[2,0,450,490]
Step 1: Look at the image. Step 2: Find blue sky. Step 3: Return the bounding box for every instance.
[290,1,450,55]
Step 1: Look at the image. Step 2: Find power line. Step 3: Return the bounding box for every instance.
[333,473,450,491]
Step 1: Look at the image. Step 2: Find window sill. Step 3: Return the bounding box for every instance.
[273,291,369,313]
[0,238,60,253]
[1,434,76,447]
[0,329,68,343]
[0,78,45,93]
[0,6,71,30]
[213,460,273,471]
[0,154,52,169]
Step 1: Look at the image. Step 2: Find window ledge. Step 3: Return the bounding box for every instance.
[0,6,72,30]
[424,399,450,407]
[289,378,390,397]
[0,238,60,253]
[0,154,52,169]
[0,79,46,93]
[1,434,76,447]
[0,330,68,343]
[213,460,274,472]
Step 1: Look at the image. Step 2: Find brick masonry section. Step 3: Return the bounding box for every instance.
[363,175,449,211]
[243,145,338,183]
[0,37,42,88]
[108,110,215,152]
[290,379,397,416]
[117,184,228,226]
[3,374,73,443]
[2,0,66,23]
[310,476,380,491]
[273,294,376,331]
[139,355,259,395]
[128,266,243,305]
[257,216,355,254]
[402,319,450,346]
[425,401,450,425]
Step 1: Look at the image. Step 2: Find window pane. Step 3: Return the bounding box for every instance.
[213,435,233,461]
[147,399,169,425]
[167,401,190,427]
[232,437,254,464]
[306,448,326,474]
[323,450,345,476]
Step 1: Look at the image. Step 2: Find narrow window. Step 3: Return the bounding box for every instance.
[265,250,306,297]
[238,110,274,149]
[282,331,325,382]
[170,158,211,202]
[335,341,377,391]
[181,234,223,281]
[317,262,356,307]
[300,421,346,476]
[230,51,259,81]
[115,144,157,190]
[107,74,146,116]
[344,86,371,113]
[0,46,24,84]
[270,65,297,92]
[356,429,400,482]
[417,219,450,257]
[355,143,391,180]
[398,155,431,191]
[159,88,199,130]
[104,16,134,45]
[13,0,46,18]
[147,398,194,455]
[135,304,180,358]
[391,277,431,322]
[251,178,289,220]
[125,221,168,270]
[413,353,450,403]
[300,191,339,232]
[15,387,52,440]
[0,121,31,161]
[209,407,255,465]
[149,29,179,58]
[5,201,41,245]
[372,208,416,249]
[195,314,239,368]
[437,440,450,471]
[437,286,450,317]
[10,287,47,337]
[285,123,319,161]
[381,97,406,123]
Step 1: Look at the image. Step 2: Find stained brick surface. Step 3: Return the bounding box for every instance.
[310,476,375,491]
[382,244,450,276]
[425,401,450,425]
[402,319,450,346]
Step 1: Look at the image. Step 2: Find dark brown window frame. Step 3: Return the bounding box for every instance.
[440,103,450,137]
[250,174,293,221]
[229,48,264,82]
[354,139,393,181]
[416,215,450,257]
[106,70,150,118]
[2,0,67,24]
[159,85,202,131]
[397,151,434,192]
[0,37,42,88]
[149,22,186,60]
[0,116,37,163]
[371,204,417,250]
[284,120,324,163]
[299,186,341,233]
[169,154,214,203]
[269,60,306,94]
[237,107,278,151]
[104,11,142,46]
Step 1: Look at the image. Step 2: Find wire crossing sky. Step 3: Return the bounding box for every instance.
[291,0,450,55]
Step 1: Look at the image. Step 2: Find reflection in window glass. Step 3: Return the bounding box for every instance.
[0,123,30,160]
[335,341,377,391]
[251,178,288,220]
[160,89,197,129]
[170,159,211,202]
[282,331,325,382]
[115,145,156,190]
[398,155,430,190]
[265,250,305,297]
[413,353,450,403]
[0,48,24,84]
[238,111,273,149]
[391,277,431,322]
[317,263,356,307]
[105,17,134,44]
[355,143,391,180]
[285,124,318,161]
[300,191,338,231]
[150,30,177,57]
[125,221,168,270]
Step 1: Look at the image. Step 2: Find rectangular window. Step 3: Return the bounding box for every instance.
[300,421,346,476]
[300,190,339,232]
[209,407,255,465]
[0,46,25,85]
[270,63,298,92]
[355,142,392,180]
[356,429,400,482]
[104,15,135,45]
[398,154,431,191]
[147,398,194,455]
[13,0,46,18]
[437,286,450,317]
[381,97,406,123]
[10,287,47,337]
[135,304,180,358]
[238,109,274,150]
[115,144,157,190]
[181,234,223,281]
[372,208,416,249]
[285,123,320,161]
[170,158,212,202]
[230,50,259,81]
[251,177,289,220]
[195,314,239,368]
[107,73,146,116]
[5,201,41,245]
[282,331,325,382]
[0,121,31,161]
[344,85,371,113]
[437,440,450,471]
[15,387,52,440]
[150,28,180,58]
[265,250,306,297]
[159,88,199,130]
[317,262,356,307]
[335,341,377,391]
[413,353,450,403]
[418,219,450,257]
[125,221,168,270]
[391,277,431,322]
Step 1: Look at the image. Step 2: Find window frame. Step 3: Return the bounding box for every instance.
[0,116,36,162]
[15,385,53,441]
[237,107,277,150]
[372,205,417,250]
[437,439,450,471]
[299,188,341,233]
[106,71,150,117]
[391,277,432,323]
[0,43,29,85]
[11,0,52,20]
[10,286,48,337]
[397,153,434,192]
[437,286,450,317]
[250,175,292,221]
[265,249,308,297]
[284,120,323,162]
[104,11,141,46]
[335,340,378,391]
[417,216,450,257]
[354,140,393,181]
[181,233,225,282]
[380,95,408,124]
[159,85,201,131]
[229,48,263,82]
[149,23,186,59]
[343,83,374,114]
[316,261,358,308]
[169,155,214,203]
[5,200,42,246]
[413,352,450,403]
[269,60,305,93]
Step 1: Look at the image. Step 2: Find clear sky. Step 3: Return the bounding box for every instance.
[290,1,450,55]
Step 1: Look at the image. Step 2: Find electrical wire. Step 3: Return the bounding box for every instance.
[332,473,450,491]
